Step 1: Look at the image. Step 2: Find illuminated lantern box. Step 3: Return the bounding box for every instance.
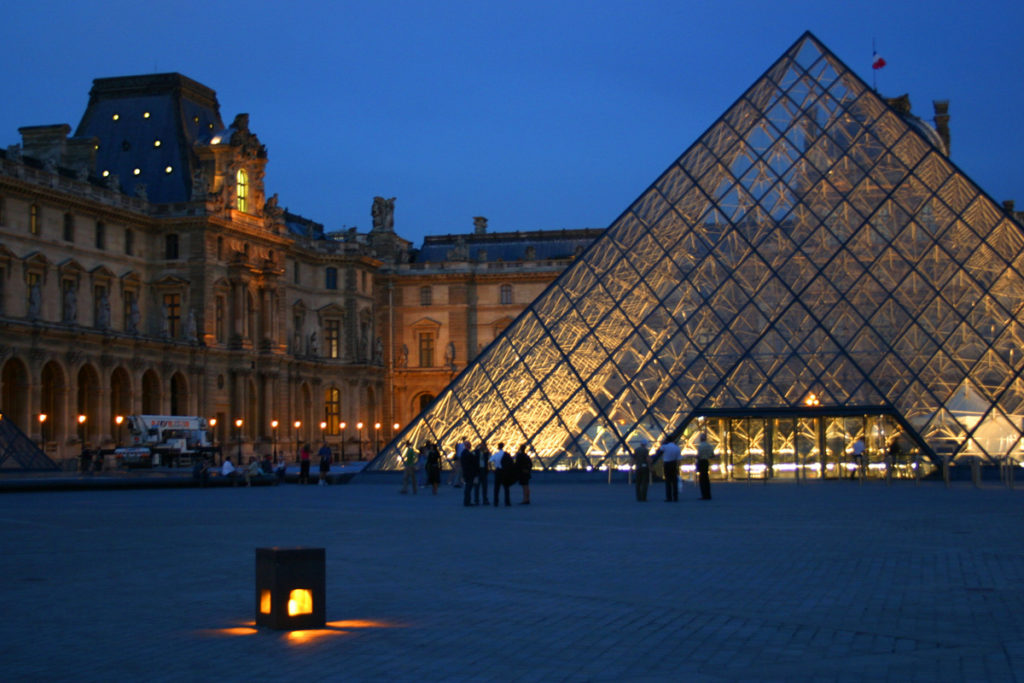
[255,547,326,630]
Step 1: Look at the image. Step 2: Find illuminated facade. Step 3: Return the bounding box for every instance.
[369,32,1024,478]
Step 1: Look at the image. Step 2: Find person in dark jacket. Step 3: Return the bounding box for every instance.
[460,438,479,506]
[425,442,442,494]
[514,444,532,505]
[500,447,517,507]
[474,441,490,505]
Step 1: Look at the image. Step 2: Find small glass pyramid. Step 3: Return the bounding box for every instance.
[369,32,1024,476]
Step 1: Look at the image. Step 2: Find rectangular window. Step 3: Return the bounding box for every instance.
[125,228,134,255]
[95,222,106,250]
[418,332,435,368]
[500,284,513,305]
[29,205,39,235]
[163,293,181,337]
[326,267,338,290]
[165,234,179,260]
[93,284,108,328]
[325,319,341,359]
[324,388,340,436]
[420,286,432,306]
[26,272,40,316]
[293,261,301,285]
[215,295,226,343]
[63,214,75,242]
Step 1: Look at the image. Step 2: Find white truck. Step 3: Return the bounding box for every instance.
[114,415,219,468]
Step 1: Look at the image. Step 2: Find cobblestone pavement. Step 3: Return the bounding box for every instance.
[1,476,1022,682]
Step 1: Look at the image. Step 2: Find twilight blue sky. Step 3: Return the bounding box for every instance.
[3,1,1022,245]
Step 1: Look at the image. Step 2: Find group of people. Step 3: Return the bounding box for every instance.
[193,452,288,486]
[400,438,533,506]
[630,433,714,502]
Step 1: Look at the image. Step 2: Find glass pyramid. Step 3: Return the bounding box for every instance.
[369,32,1024,474]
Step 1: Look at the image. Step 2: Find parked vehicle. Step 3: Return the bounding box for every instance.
[114,415,219,468]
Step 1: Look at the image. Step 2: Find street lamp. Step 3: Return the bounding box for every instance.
[319,421,327,442]
[293,420,302,462]
[235,418,244,463]
[271,420,279,459]
[114,414,124,447]
[339,422,347,461]
[78,414,87,445]
[374,422,381,455]
[209,418,219,464]
[356,422,364,460]
[38,413,47,449]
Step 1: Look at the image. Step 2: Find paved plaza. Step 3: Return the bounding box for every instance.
[1,475,1023,681]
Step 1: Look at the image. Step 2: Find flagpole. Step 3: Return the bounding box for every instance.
[872,38,877,91]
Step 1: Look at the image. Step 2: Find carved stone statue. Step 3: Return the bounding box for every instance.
[371,196,396,232]
[96,290,111,329]
[128,298,140,334]
[473,216,488,234]
[309,331,318,356]
[373,336,383,364]
[63,283,77,323]
[191,167,207,198]
[397,343,409,368]
[27,280,41,320]
[445,341,456,368]
[186,308,198,342]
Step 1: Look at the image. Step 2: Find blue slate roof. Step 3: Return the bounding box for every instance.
[74,73,224,204]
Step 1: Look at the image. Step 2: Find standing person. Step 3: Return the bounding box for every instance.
[425,441,442,494]
[632,440,651,502]
[515,444,533,505]
[474,441,490,505]
[500,446,518,507]
[489,443,506,507]
[317,441,332,486]
[658,438,681,502]
[450,438,465,488]
[400,441,419,494]
[461,438,479,506]
[298,442,312,485]
[696,433,714,500]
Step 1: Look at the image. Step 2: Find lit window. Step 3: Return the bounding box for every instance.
[324,388,341,434]
[29,204,39,235]
[418,332,435,368]
[236,169,248,212]
[419,286,432,306]
[325,320,341,359]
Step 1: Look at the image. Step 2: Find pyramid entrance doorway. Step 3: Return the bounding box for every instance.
[675,409,930,481]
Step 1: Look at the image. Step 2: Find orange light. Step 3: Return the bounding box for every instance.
[114,415,124,425]
[235,418,243,428]
[319,421,327,430]
[287,589,313,616]
[78,414,87,424]
[209,418,217,427]
[259,590,272,614]
[356,422,363,430]
[294,420,302,429]
[393,423,400,430]
[38,413,47,423]
[339,422,347,430]
[374,423,381,430]
[271,420,279,429]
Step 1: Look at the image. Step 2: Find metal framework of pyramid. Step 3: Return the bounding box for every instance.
[369,32,1024,474]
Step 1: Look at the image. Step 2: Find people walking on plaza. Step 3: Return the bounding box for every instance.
[657,437,681,502]
[461,438,479,506]
[400,441,419,494]
[474,441,490,505]
[500,446,518,507]
[450,438,465,487]
[632,439,651,502]
[695,433,714,500]
[515,444,532,504]
[298,442,312,484]
[317,441,332,486]
[490,443,506,507]
[425,441,442,494]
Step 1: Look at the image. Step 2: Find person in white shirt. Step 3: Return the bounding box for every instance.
[657,439,682,502]
[221,457,236,478]
[489,444,505,508]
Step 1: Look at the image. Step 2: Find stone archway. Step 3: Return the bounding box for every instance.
[142,369,161,414]
[1,357,30,431]
[40,361,67,446]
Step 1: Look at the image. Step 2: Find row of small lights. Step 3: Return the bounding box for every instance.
[40,414,401,433]
[103,111,207,178]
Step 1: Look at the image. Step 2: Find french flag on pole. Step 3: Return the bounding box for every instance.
[872,51,887,70]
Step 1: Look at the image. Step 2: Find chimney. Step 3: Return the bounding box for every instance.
[933,100,950,154]
[19,124,71,167]
[473,216,487,235]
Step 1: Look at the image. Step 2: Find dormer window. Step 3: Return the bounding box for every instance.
[236,169,249,213]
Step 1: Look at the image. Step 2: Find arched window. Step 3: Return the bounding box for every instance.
[236,169,248,213]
